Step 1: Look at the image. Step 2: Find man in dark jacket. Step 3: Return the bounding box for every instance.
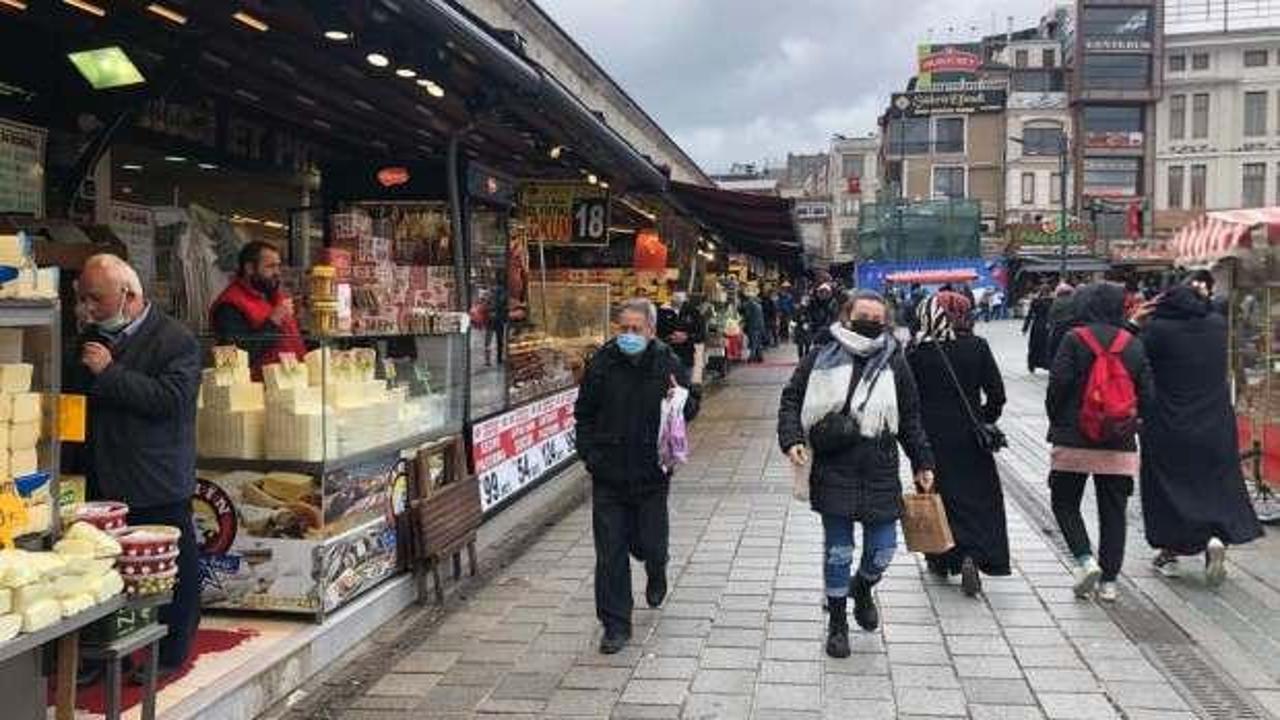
[575,299,699,654]
[806,283,841,346]
[1045,283,1155,602]
[1131,284,1262,584]
[656,290,704,372]
[69,254,202,675]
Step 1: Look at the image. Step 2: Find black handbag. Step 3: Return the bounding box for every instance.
[932,343,1008,453]
[808,365,883,456]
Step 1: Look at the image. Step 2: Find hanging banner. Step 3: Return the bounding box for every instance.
[891,89,1007,117]
[0,118,46,218]
[109,201,157,292]
[518,182,610,246]
[472,387,578,513]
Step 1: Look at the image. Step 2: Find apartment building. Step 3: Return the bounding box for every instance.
[828,134,880,264]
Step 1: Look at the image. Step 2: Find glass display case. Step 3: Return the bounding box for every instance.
[0,300,61,544]
[507,282,609,407]
[193,330,465,618]
[1230,270,1279,498]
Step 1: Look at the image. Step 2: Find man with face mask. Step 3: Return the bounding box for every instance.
[575,299,700,654]
[210,240,306,373]
[656,289,704,371]
[65,254,202,679]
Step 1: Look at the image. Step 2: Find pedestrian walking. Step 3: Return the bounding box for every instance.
[990,288,1006,320]
[1045,283,1155,602]
[806,283,841,347]
[1131,285,1263,584]
[657,290,704,372]
[574,299,699,654]
[907,292,1010,596]
[740,288,767,363]
[777,290,934,658]
[1045,282,1076,367]
[762,290,778,348]
[1022,283,1054,373]
[793,296,813,359]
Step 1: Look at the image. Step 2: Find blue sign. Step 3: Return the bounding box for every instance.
[855,258,1000,292]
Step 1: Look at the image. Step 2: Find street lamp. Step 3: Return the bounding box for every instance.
[1010,131,1071,277]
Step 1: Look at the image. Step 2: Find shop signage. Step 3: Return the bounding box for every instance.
[0,118,46,218]
[135,97,318,174]
[890,89,1007,117]
[1109,239,1173,263]
[466,163,515,206]
[472,387,578,513]
[1007,92,1067,110]
[519,182,610,246]
[376,166,410,188]
[1084,38,1152,52]
[919,46,982,74]
[109,201,156,292]
[1085,131,1143,149]
[1008,219,1094,251]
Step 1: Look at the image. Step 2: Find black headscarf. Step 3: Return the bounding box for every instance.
[1072,282,1126,326]
[1154,284,1210,321]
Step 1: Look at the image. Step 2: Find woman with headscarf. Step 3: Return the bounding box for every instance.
[907,292,1009,596]
[1046,283,1155,603]
[777,290,934,659]
[1132,284,1262,584]
[1046,282,1077,366]
[1022,283,1054,373]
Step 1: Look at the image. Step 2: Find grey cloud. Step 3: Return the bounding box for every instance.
[539,0,1056,172]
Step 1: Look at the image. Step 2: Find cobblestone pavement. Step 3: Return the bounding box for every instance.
[328,323,1278,720]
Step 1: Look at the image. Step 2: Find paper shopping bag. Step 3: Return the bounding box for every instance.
[901,492,955,554]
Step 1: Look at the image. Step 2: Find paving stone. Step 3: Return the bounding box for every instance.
[635,657,699,680]
[755,683,822,711]
[367,673,439,697]
[890,663,961,689]
[416,684,494,712]
[767,621,823,640]
[393,651,460,675]
[823,652,889,675]
[945,635,1012,656]
[764,639,822,661]
[489,672,562,700]
[1036,693,1119,719]
[961,678,1036,705]
[644,636,705,658]
[953,655,1024,679]
[620,679,689,706]
[560,666,633,691]
[1024,668,1102,693]
[475,697,546,715]
[512,651,580,675]
[347,694,424,711]
[1084,657,1163,682]
[700,647,762,669]
[824,673,893,700]
[690,669,757,695]
[1003,628,1067,646]
[544,688,623,716]
[883,623,944,644]
[1010,646,1085,669]
[706,627,766,648]
[760,660,822,685]
[715,610,768,628]
[438,662,509,687]
[1101,680,1191,711]
[681,693,752,719]
[887,642,950,665]
[820,699,896,720]
[892,687,967,716]
[968,704,1048,720]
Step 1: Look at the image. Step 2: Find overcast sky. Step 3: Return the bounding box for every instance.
[539,0,1061,175]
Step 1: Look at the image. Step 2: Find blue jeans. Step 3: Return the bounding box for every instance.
[822,514,898,597]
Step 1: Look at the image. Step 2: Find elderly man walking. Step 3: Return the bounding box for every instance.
[575,299,699,654]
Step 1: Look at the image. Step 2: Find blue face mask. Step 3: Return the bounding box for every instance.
[617,332,649,356]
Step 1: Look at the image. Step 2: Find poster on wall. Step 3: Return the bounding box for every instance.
[0,118,46,217]
[109,201,156,291]
[472,387,578,512]
[518,182,610,246]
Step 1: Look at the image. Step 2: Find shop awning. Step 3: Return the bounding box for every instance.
[1172,207,1280,267]
[666,181,801,259]
[1016,258,1112,274]
[885,269,977,284]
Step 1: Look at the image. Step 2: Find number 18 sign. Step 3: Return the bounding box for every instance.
[518,182,611,247]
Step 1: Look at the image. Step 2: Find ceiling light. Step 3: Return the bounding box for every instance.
[164,155,186,162]
[232,10,268,32]
[1,0,29,10]
[324,30,351,41]
[120,163,142,171]
[146,3,187,24]
[313,119,333,130]
[63,0,105,17]
[423,81,444,98]
[599,181,609,190]
[353,99,375,112]
[365,53,390,68]
[587,174,598,185]
[262,220,286,229]
[234,88,261,102]
[395,67,417,78]
[67,47,146,90]
[197,162,218,170]
[295,94,316,106]
[549,145,564,160]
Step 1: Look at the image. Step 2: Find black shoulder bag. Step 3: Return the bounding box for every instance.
[808,363,884,456]
[932,342,1008,453]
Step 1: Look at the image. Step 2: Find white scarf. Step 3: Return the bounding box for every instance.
[800,323,899,440]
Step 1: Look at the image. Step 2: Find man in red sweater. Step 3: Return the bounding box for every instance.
[210,240,306,372]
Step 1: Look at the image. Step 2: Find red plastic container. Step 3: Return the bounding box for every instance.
[116,525,181,558]
[74,502,130,532]
[124,566,178,597]
[117,549,179,577]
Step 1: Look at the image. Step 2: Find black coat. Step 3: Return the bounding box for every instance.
[65,307,201,508]
[1045,284,1155,451]
[1138,286,1263,549]
[805,295,841,347]
[907,334,1010,574]
[574,339,698,491]
[777,344,934,523]
[657,303,705,368]
[1023,296,1053,370]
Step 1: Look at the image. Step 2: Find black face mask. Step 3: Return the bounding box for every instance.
[847,319,884,339]
[250,275,280,295]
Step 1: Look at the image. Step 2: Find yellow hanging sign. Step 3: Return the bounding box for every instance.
[0,491,29,549]
[59,393,87,443]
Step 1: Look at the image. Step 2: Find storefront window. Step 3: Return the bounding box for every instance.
[1083,158,1140,197]
[1081,7,1151,37]
[934,117,964,153]
[468,210,509,420]
[1191,164,1208,208]
[1084,105,1143,133]
[1083,54,1151,90]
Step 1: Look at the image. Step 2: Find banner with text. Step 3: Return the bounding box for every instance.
[472,388,578,512]
[518,182,610,246]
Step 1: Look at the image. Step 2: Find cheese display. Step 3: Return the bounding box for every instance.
[9,392,40,423]
[61,521,123,558]
[0,588,9,614]
[197,346,265,459]
[7,421,38,450]
[0,614,19,642]
[21,598,60,632]
[0,364,33,393]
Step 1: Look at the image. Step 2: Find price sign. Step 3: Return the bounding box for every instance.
[0,491,28,548]
[571,197,609,244]
[59,393,87,443]
[518,182,609,247]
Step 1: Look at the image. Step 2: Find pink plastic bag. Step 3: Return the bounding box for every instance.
[659,386,690,471]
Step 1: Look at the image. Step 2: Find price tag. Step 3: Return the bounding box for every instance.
[59,393,87,442]
[0,491,29,548]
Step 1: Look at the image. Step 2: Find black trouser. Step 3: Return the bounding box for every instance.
[127,502,202,668]
[592,480,669,633]
[1049,472,1133,582]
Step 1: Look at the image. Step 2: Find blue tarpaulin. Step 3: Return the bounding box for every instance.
[855,258,999,292]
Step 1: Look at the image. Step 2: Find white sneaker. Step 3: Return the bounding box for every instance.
[1073,557,1102,598]
[1097,581,1118,602]
[1152,552,1181,578]
[1205,538,1227,587]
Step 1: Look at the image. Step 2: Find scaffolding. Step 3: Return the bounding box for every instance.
[856,199,982,261]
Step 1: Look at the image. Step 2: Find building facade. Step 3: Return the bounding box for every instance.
[778,153,833,267]
[828,134,880,264]
[1156,28,1280,232]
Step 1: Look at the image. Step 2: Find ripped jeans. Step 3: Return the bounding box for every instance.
[822,514,898,597]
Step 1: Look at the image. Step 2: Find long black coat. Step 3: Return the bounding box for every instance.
[657,303,705,368]
[777,345,934,524]
[1023,296,1053,371]
[1046,284,1155,452]
[1139,286,1263,550]
[907,334,1010,575]
[574,339,698,491]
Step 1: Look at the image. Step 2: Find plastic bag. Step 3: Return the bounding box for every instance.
[658,386,690,472]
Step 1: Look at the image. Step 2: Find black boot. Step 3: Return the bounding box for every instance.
[825,596,850,658]
[645,562,668,608]
[850,574,880,631]
[599,625,631,655]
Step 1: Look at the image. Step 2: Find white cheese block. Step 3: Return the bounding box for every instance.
[330,382,370,409]
[63,557,115,577]
[0,364,33,393]
[0,551,38,588]
[197,409,265,459]
[0,613,19,642]
[202,382,265,412]
[52,574,92,599]
[6,420,39,450]
[0,392,9,422]
[20,502,51,536]
[9,392,39,424]
[95,570,123,602]
[263,362,309,391]
[203,365,251,388]
[12,582,53,613]
[53,538,95,559]
[9,447,37,477]
[304,348,331,386]
[63,522,122,558]
[267,386,322,414]
[59,594,94,617]
[21,598,60,632]
[0,588,9,614]
[265,410,325,462]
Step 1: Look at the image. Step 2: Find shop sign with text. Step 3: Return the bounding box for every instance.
[1085,131,1143,149]
[1084,38,1152,52]
[518,182,610,246]
[472,388,578,512]
[891,89,1007,117]
[1008,219,1093,251]
[916,43,983,88]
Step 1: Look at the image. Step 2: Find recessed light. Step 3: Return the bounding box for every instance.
[146,3,187,25]
[67,47,146,89]
[1,0,29,10]
[324,30,351,41]
[587,174,598,185]
[120,163,143,171]
[549,145,564,160]
[365,53,390,68]
[599,181,609,190]
[423,81,444,98]
[232,10,268,32]
[164,155,186,162]
[63,0,105,17]
[395,67,417,78]
[197,162,218,170]
[313,118,333,130]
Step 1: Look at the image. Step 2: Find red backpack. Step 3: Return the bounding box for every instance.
[1074,327,1138,444]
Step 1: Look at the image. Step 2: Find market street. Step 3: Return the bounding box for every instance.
[280,321,1280,720]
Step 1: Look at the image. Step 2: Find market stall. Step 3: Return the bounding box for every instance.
[1172,208,1280,513]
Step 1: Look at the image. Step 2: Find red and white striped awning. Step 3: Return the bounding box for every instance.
[1173,207,1280,267]
[885,269,978,284]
